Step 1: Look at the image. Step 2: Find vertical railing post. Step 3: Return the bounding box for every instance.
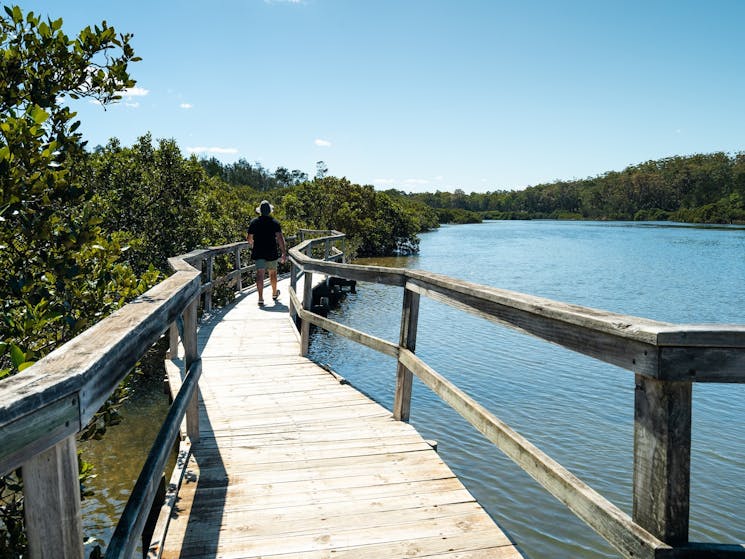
[632,375,692,545]
[300,271,313,356]
[234,246,242,292]
[23,435,84,559]
[167,322,179,359]
[324,239,331,261]
[204,255,214,312]
[182,297,200,442]
[289,258,298,325]
[341,236,346,263]
[394,285,420,421]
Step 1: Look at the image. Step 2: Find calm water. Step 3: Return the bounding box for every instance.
[308,220,745,559]
[80,374,170,556]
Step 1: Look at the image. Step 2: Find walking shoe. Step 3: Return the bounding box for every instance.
[258,299,265,307]
[272,289,281,301]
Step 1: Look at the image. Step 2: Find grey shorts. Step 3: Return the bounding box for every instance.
[255,258,278,270]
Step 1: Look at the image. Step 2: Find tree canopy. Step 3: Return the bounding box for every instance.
[408,152,745,224]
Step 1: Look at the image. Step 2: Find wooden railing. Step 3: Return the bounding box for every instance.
[288,232,745,559]
[0,240,258,559]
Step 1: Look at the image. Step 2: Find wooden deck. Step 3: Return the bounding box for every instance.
[159,276,523,559]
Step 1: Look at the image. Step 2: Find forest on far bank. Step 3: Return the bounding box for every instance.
[400,151,745,225]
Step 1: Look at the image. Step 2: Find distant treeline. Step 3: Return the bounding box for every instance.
[397,152,745,225]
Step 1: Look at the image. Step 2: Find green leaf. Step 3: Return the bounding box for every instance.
[18,361,35,372]
[9,345,25,368]
[30,105,49,124]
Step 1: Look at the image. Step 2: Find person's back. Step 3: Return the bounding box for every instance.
[246,200,286,306]
[248,215,281,261]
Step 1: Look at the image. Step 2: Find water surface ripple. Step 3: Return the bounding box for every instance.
[309,220,745,559]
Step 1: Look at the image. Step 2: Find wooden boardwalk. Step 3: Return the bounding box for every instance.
[160,276,522,559]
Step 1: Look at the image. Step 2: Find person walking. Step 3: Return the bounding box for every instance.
[247,200,287,306]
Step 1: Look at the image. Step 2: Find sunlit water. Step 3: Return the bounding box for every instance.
[308,220,745,558]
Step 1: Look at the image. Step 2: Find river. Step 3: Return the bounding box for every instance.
[307,220,745,558]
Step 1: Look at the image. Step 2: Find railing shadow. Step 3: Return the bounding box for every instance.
[173,409,226,558]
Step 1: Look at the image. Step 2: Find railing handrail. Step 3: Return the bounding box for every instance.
[0,269,201,476]
[0,241,259,558]
[287,233,745,559]
[290,241,745,381]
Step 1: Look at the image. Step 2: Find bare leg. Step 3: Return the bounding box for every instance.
[270,269,278,298]
[256,268,265,303]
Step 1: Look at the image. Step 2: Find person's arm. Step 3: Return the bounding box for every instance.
[276,231,287,263]
[246,232,253,247]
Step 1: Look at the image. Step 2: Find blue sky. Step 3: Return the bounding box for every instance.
[20,0,745,192]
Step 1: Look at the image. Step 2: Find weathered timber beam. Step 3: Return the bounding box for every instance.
[405,274,745,381]
[168,249,209,270]
[0,270,201,475]
[201,241,248,257]
[405,276,659,376]
[23,435,83,559]
[290,288,398,358]
[290,247,405,286]
[633,376,691,545]
[105,359,202,559]
[398,348,671,559]
[659,346,745,382]
[660,542,745,558]
[145,439,192,559]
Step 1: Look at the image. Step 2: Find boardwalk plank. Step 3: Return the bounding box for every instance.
[159,277,522,558]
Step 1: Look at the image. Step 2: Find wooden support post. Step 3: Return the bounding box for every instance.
[167,322,179,359]
[234,247,242,292]
[341,237,346,263]
[394,287,420,422]
[300,271,313,356]
[204,255,214,312]
[324,239,331,261]
[182,298,200,442]
[632,374,692,545]
[289,260,298,325]
[23,435,84,559]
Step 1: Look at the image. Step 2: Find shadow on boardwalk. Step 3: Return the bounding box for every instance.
[160,277,523,558]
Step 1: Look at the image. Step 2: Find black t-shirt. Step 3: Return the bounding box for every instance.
[247,216,282,260]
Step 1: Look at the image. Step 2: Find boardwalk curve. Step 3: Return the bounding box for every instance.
[159,276,522,558]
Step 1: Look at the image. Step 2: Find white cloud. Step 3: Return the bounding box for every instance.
[404,178,430,185]
[314,138,332,147]
[125,101,140,109]
[186,146,239,155]
[122,86,149,97]
[180,103,193,109]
